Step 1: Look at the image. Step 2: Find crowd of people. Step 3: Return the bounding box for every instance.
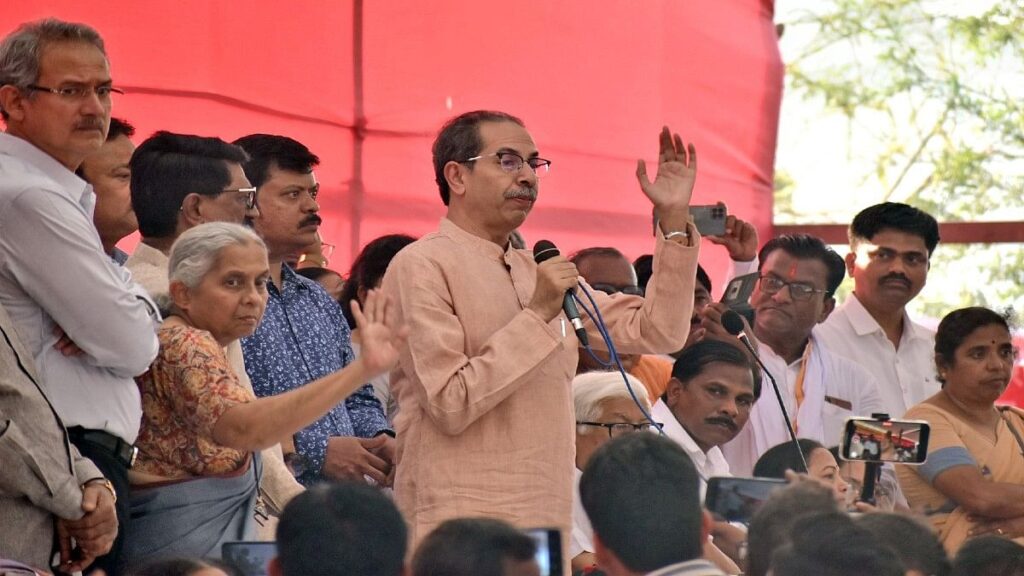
[1,16,1023,576]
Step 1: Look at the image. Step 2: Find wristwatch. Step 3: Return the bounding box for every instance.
[83,478,117,503]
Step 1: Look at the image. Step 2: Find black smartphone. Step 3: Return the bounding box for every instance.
[705,476,787,522]
[720,272,758,312]
[222,542,277,576]
[691,203,728,236]
[525,527,563,576]
[841,417,930,464]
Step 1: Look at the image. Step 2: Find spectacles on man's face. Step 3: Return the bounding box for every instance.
[577,421,660,438]
[460,151,552,177]
[223,186,258,210]
[27,83,124,100]
[591,283,645,297]
[757,274,827,302]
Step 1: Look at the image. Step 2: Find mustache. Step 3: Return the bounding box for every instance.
[503,187,537,201]
[75,118,105,130]
[299,214,323,228]
[879,273,911,287]
[705,416,738,431]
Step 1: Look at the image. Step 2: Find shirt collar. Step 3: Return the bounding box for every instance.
[0,133,91,205]
[843,293,930,342]
[652,400,706,464]
[439,218,509,262]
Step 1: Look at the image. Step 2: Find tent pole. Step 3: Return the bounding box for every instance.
[349,0,366,265]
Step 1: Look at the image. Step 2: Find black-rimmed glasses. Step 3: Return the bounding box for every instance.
[27,84,124,99]
[577,421,660,438]
[460,151,551,177]
[757,275,827,301]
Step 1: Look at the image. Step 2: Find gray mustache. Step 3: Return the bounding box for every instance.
[504,188,537,201]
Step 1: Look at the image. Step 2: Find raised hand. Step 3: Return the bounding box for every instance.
[636,126,697,221]
[350,290,409,377]
[707,213,759,262]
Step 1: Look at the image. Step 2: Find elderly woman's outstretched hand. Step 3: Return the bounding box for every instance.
[351,289,409,376]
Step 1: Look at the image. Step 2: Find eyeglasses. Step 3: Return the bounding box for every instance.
[460,151,552,177]
[577,421,660,438]
[757,275,828,301]
[223,186,258,209]
[591,283,645,297]
[27,83,124,100]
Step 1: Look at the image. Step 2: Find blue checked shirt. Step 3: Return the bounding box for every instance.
[241,265,390,485]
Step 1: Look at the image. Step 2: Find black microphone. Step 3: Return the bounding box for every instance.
[533,240,588,346]
[721,309,808,472]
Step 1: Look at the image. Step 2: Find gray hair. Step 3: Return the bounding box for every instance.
[0,19,105,119]
[168,222,266,290]
[573,371,650,435]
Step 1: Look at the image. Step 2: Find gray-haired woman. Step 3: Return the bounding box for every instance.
[124,222,407,565]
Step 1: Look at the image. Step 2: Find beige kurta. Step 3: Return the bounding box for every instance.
[383,218,698,545]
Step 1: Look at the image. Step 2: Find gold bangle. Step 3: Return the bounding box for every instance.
[83,478,117,503]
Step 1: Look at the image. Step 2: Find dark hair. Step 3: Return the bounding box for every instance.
[934,306,1013,384]
[770,512,904,576]
[669,339,761,400]
[432,110,524,206]
[580,434,703,572]
[849,202,940,255]
[634,255,712,293]
[276,483,407,576]
[132,557,239,576]
[232,134,320,189]
[758,234,846,297]
[951,535,1024,576]
[746,482,838,576]
[108,117,135,140]
[75,117,136,179]
[339,234,416,326]
[753,438,825,478]
[130,131,248,238]
[855,513,951,576]
[411,517,536,576]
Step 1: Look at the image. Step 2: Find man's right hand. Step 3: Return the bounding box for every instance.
[323,436,391,484]
[528,257,579,322]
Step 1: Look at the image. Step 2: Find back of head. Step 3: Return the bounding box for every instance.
[580,433,703,572]
[130,131,248,238]
[338,233,416,326]
[232,134,319,188]
[432,110,524,206]
[276,483,407,576]
[758,234,845,296]
[753,439,823,478]
[849,202,940,255]
[770,511,904,576]
[746,481,838,576]
[855,513,950,576]
[133,557,237,576]
[0,18,105,121]
[951,535,1024,576]
[412,517,536,576]
[670,339,762,400]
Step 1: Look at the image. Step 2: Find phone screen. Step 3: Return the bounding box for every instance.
[842,418,930,464]
[524,527,563,576]
[222,542,277,576]
[705,476,787,522]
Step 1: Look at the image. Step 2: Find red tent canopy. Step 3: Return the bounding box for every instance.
[5,1,782,292]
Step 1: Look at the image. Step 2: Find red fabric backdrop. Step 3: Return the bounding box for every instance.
[4,1,782,294]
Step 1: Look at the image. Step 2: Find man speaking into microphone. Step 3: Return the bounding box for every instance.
[382,111,700,545]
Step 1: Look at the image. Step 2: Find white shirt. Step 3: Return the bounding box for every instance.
[815,293,938,417]
[0,134,159,442]
[570,467,595,558]
[651,400,731,497]
[721,335,886,476]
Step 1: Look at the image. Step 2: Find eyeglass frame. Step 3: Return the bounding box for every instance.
[577,421,661,438]
[221,186,258,210]
[459,151,552,176]
[590,283,645,297]
[26,83,125,99]
[756,274,829,301]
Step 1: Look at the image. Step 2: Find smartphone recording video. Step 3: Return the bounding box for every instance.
[704,476,787,523]
[841,417,930,464]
